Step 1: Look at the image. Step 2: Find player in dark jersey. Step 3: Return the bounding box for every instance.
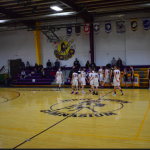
[130,66,135,88]
[110,67,114,87]
[147,67,150,89]
[123,67,128,87]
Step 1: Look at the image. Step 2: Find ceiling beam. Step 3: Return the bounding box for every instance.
[0,6,36,27]
[57,0,92,23]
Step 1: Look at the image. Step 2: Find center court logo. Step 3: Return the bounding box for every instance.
[40,98,131,117]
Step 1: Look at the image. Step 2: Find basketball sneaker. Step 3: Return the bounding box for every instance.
[95,92,98,95]
[89,89,91,92]
[82,91,85,94]
[100,86,103,88]
[93,91,95,95]
[71,91,74,94]
[75,92,78,94]
[112,92,116,96]
[121,91,124,96]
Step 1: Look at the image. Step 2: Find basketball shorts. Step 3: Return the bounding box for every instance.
[81,79,86,86]
[131,75,135,82]
[56,78,62,84]
[124,75,128,82]
[104,76,110,82]
[93,81,99,87]
[100,75,103,82]
[72,80,78,86]
[111,77,114,83]
[113,79,120,86]
[90,80,94,86]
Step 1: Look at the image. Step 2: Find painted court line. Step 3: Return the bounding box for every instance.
[1,126,150,142]
[0,95,57,117]
[135,104,150,139]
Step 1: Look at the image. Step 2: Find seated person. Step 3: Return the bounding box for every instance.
[19,62,25,71]
[89,61,96,70]
[54,59,60,70]
[34,63,38,72]
[50,69,55,78]
[111,57,117,67]
[26,61,30,70]
[117,58,123,67]
[38,64,43,73]
[20,70,26,79]
[41,68,46,79]
[73,58,80,70]
[46,59,51,70]
[85,60,90,70]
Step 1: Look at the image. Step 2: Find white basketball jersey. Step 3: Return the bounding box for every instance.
[73,73,78,81]
[89,72,93,80]
[93,73,99,82]
[56,71,62,78]
[99,69,103,75]
[106,69,110,77]
[114,70,120,79]
[81,72,86,80]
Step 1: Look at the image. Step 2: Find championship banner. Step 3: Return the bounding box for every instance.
[94,23,99,34]
[75,25,81,36]
[66,26,72,37]
[105,21,111,33]
[84,23,90,35]
[116,21,125,33]
[143,17,150,31]
[131,19,137,31]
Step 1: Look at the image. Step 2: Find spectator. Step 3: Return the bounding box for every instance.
[50,69,55,78]
[46,59,51,70]
[26,61,30,71]
[41,68,46,79]
[19,62,25,71]
[117,58,123,67]
[86,67,91,73]
[38,64,43,73]
[34,63,38,72]
[123,67,128,87]
[54,59,60,70]
[20,70,26,79]
[89,61,96,70]
[69,66,75,80]
[111,57,117,67]
[74,58,80,70]
[85,60,90,70]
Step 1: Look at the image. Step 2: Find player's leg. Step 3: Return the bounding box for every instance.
[75,81,78,94]
[95,86,98,95]
[112,86,116,96]
[71,84,74,94]
[93,86,95,95]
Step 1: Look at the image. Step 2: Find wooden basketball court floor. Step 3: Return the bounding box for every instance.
[0,87,150,148]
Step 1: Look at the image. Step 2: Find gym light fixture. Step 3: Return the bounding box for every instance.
[50,6,63,11]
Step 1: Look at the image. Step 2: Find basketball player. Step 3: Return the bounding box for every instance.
[147,67,150,89]
[99,66,104,86]
[123,67,128,87]
[110,66,114,86]
[89,70,94,92]
[55,67,64,90]
[71,70,79,94]
[81,68,88,94]
[112,66,124,96]
[78,67,82,90]
[130,66,135,88]
[89,69,99,95]
[101,67,110,88]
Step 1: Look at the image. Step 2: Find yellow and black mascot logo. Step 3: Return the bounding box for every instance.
[131,19,137,31]
[52,36,76,60]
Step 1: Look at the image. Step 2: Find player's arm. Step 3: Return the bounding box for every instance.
[71,74,74,84]
[105,70,107,77]
[110,70,112,78]
[147,69,149,78]
[89,77,94,82]
[55,73,57,81]
[114,72,118,82]
[61,73,64,81]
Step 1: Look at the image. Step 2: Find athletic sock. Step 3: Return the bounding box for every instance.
[114,91,116,94]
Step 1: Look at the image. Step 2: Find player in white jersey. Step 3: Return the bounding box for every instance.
[98,66,104,86]
[55,67,64,90]
[89,69,99,95]
[78,68,82,90]
[100,67,111,88]
[71,70,79,94]
[89,70,94,92]
[112,66,124,96]
[81,68,88,94]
